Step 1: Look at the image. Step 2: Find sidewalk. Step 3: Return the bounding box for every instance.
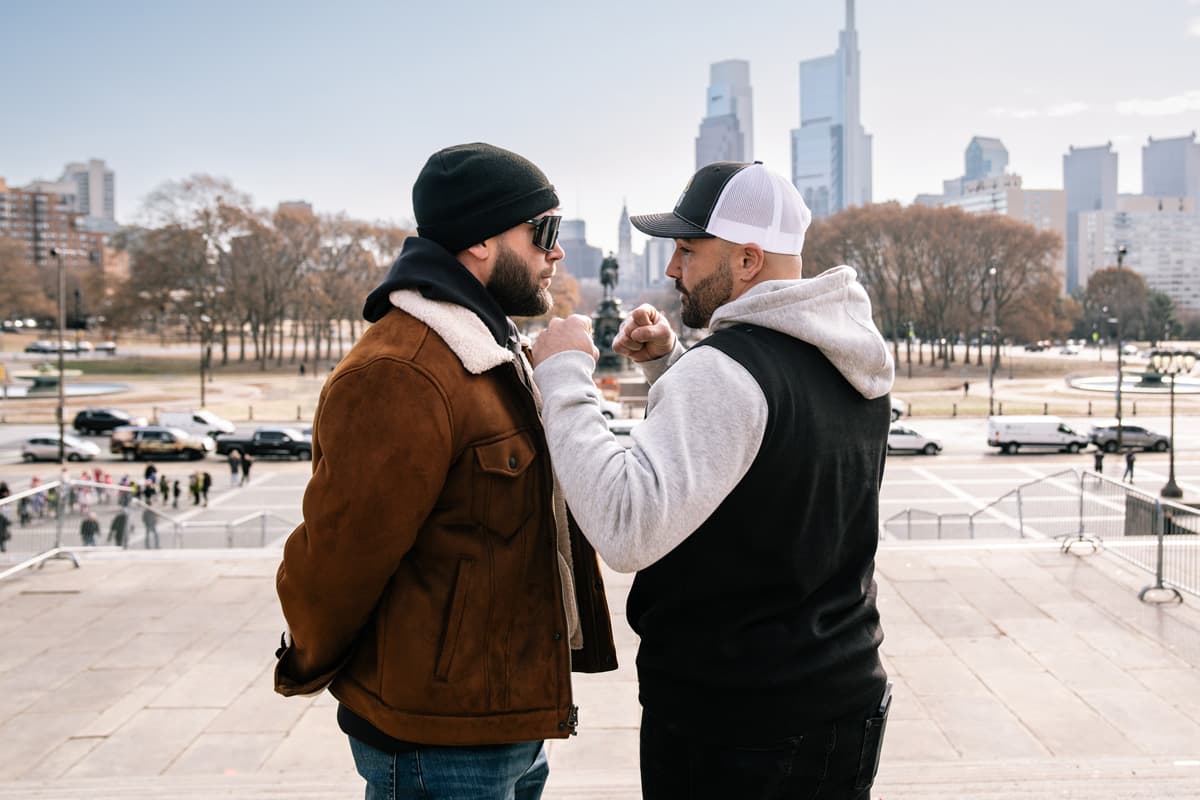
[1,541,1199,798]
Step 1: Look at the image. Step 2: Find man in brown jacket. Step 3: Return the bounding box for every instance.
[275,143,617,799]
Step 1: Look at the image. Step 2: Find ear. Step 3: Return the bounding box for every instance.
[458,239,495,285]
[736,243,766,283]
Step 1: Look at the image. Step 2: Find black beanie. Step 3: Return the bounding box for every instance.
[413,142,560,253]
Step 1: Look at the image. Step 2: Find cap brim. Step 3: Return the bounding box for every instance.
[629,212,713,239]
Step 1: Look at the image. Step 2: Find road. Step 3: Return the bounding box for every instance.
[2,415,1197,553]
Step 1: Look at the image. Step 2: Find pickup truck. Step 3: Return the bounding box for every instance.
[215,427,312,460]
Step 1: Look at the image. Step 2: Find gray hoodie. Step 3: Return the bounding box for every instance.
[532,265,895,573]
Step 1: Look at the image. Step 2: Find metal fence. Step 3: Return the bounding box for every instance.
[0,478,296,582]
[884,469,1199,601]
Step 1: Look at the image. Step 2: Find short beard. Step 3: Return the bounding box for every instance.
[489,242,551,317]
[679,254,733,329]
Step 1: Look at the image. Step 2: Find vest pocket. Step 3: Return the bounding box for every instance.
[434,559,472,681]
[473,433,536,539]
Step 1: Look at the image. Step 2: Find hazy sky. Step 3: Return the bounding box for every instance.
[3,0,1199,255]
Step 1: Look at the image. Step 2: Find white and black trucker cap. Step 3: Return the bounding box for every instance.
[629,161,813,256]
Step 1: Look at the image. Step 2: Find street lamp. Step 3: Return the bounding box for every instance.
[1109,312,1124,454]
[988,263,998,416]
[1149,349,1198,499]
[48,247,68,464]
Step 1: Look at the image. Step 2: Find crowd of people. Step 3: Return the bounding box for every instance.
[0,455,261,552]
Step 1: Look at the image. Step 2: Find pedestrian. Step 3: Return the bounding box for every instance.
[143,477,157,506]
[107,509,129,547]
[239,453,253,486]
[531,160,893,799]
[189,473,201,505]
[274,142,616,799]
[227,450,242,488]
[0,482,11,553]
[144,462,157,485]
[159,474,169,504]
[1093,450,1104,474]
[963,380,970,397]
[142,506,160,549]
[298,362,306,377]
[1124,450,1135,482]
[172,479,181,509]
[79,512,100,546]
[200,471,212,506]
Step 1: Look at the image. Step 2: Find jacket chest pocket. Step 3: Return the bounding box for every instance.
[472,433,537,539]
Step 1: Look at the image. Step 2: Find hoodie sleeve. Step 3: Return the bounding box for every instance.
[533,347,767,573]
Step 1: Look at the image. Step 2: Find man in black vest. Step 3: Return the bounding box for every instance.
[531,161,894,799]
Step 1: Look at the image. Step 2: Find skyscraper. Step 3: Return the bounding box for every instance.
[617,201,638,288]
[59,159,117,232]
[1063,143,1118,293]
[790,0,872,218]
[1143,133,1200,207]
[695,60,753,168]
[559,219,603,283]
[963,137,1009,182]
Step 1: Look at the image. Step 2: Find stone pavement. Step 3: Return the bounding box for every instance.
[1,541,1199,799]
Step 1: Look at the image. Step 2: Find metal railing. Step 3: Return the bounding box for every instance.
[1,478,296,582]
[885,469,1199,602]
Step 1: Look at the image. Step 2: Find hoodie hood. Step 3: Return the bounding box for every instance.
[707,265,894,399]
[362,236,512,347]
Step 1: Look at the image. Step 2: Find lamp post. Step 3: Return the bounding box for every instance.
[198,312,212,408]
[48,248,67,464]
[1111,312,1124,454]
[1149,349,1198,499]
[988,263,998,416]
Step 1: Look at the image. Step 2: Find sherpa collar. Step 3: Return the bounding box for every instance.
[389,289,515,375]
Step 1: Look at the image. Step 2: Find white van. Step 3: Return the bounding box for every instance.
[987,415,1090,455]
[158,409,237,438]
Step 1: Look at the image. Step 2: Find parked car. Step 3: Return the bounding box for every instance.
[75,340,94,353]
[1088,424,1170,453]
[887,426,942,455]
[890,397,908,421]
[1121,343,1140,357]
[110,426,214,461]
[1059,344,1081,356]
[21,433,102,462]
[94,341,118,354]
[24,340,57,353]
[73,407,147,436]
[987,415,1090,454]
[157,409,237,437]
[214,427,312,460]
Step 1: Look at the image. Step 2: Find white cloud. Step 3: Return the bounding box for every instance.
[989,106,1040,119]
[1047,102,1089,117]
[1189,17,1200,35]
[1116,90,1200,116]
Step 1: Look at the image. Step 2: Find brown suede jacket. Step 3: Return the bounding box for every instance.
[275,291,617,745]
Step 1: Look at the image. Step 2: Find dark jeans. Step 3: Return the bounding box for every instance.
[640,698,888,800]
[348,736,548,800]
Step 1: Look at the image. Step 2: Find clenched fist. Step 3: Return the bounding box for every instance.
[612,304,676,362]
[531,315,600,368]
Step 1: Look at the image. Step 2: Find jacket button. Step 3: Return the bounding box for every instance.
[553,631,562,641]
[558,721,566,730]
[508,455,518,469]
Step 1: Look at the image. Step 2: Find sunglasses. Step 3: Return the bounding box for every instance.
[525,215,562,252]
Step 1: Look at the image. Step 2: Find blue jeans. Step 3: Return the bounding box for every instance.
[348,736,548,800]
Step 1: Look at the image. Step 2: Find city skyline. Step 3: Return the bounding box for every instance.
[3,0,1199,257]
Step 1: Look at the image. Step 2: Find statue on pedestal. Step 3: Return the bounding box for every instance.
[592,253,626,373]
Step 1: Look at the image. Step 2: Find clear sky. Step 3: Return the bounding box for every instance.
[3,0,1199,256]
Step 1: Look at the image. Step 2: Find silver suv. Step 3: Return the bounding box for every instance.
[1089,424,1170,453]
